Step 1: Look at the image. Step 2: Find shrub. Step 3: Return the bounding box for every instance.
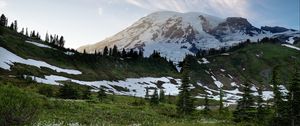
[0,85,42,125]
[59,84,80,99]
[38,85,55,97]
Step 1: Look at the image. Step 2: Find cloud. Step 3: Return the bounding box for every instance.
[125,0,254,18]
[0,0,7,9]
[98,7,103,16]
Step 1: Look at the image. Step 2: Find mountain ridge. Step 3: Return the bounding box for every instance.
[78,11,299,62]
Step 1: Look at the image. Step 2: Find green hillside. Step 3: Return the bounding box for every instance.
[189,42,300,90]
[0,27,179,82]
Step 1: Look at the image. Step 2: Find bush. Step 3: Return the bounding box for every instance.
[38,85,55,97]
[0,85,42,125]
[59,84,80,99]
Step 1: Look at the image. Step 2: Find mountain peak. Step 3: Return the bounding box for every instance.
[78,12,299,62]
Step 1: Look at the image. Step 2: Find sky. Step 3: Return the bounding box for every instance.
[0,0,299,49]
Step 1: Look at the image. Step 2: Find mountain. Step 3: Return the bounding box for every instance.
[1,17,300,106]
[78,11,299,62]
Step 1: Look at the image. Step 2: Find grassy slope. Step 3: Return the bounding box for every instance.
[189,42,300,93]
[36,93,234,126]
[0,27,179,81]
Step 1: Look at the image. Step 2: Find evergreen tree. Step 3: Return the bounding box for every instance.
[30,30,36,38]
[9,22,14,30]
[233,80,255,122]
[112,45,119,57]
[129,49,134,57]
[219,86,224,114]
[288,65,300,126]
[109,48,112,56]
[176,59,194,115]
[121,48,127,58]
[82,87,92,100]
[25,28,28,36]
[145,87,149,99]
[103,46,108,56]
[167,93,172,104]
[0,14,8,26]
[203,93,210,114]
[270,66,290,126]
[256,84,266,125]
[271,67,283,117]
[138,50,144,58]
[20,28,24,35]
[45,33,50,42]
[159,89,165,103]
[150,88,159,105]
[58,36,65,47]
[36,32,40,39]
[98,86,107,102]
[59,84,80,99]
[13,20,17,31]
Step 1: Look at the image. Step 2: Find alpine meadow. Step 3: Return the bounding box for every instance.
[0,0,300,126]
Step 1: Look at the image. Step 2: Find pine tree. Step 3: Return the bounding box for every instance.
[9,22,14,30]
[19,28,24,35]
[82,87,92,100]
[167,93,172,104]
[138,50,143,58]
[203,93,210,114]
[98,86,107,102]
[219,86,224,114]
[0,14,8,27]
[233,80,255,122]
[150,88,159,105]
[272,67,283,117]
[13,20,17,31]
[59,84,80,99]
[121,48,127,58]
[58,36,65,47]
[288,65,300,126]
[25,28,28,36]
[36,32,40,39]
[45,33,50,42]
[159,89,165,103]
[109,48,112,56]
[256,84,266,125]
[145,87,149,99]
[176,59,194,115]
[112,45,118,57]
[103,46,108,56]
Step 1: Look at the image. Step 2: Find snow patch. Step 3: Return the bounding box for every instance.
[286,37,295,44]
[214,81,223,88]
[0,47,81,75]
[230,82,237,87]
[65,51,75,55]
[25,41,52,49]
[198,58,210,64]
[282,44,300,51]
[26,75,181,97]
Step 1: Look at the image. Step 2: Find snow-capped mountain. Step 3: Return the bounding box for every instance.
[78,11,299,62]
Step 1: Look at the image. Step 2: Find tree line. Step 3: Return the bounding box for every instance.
[0,14,65,48]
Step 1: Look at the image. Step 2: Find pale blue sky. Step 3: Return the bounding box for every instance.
[0,0,299,48]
